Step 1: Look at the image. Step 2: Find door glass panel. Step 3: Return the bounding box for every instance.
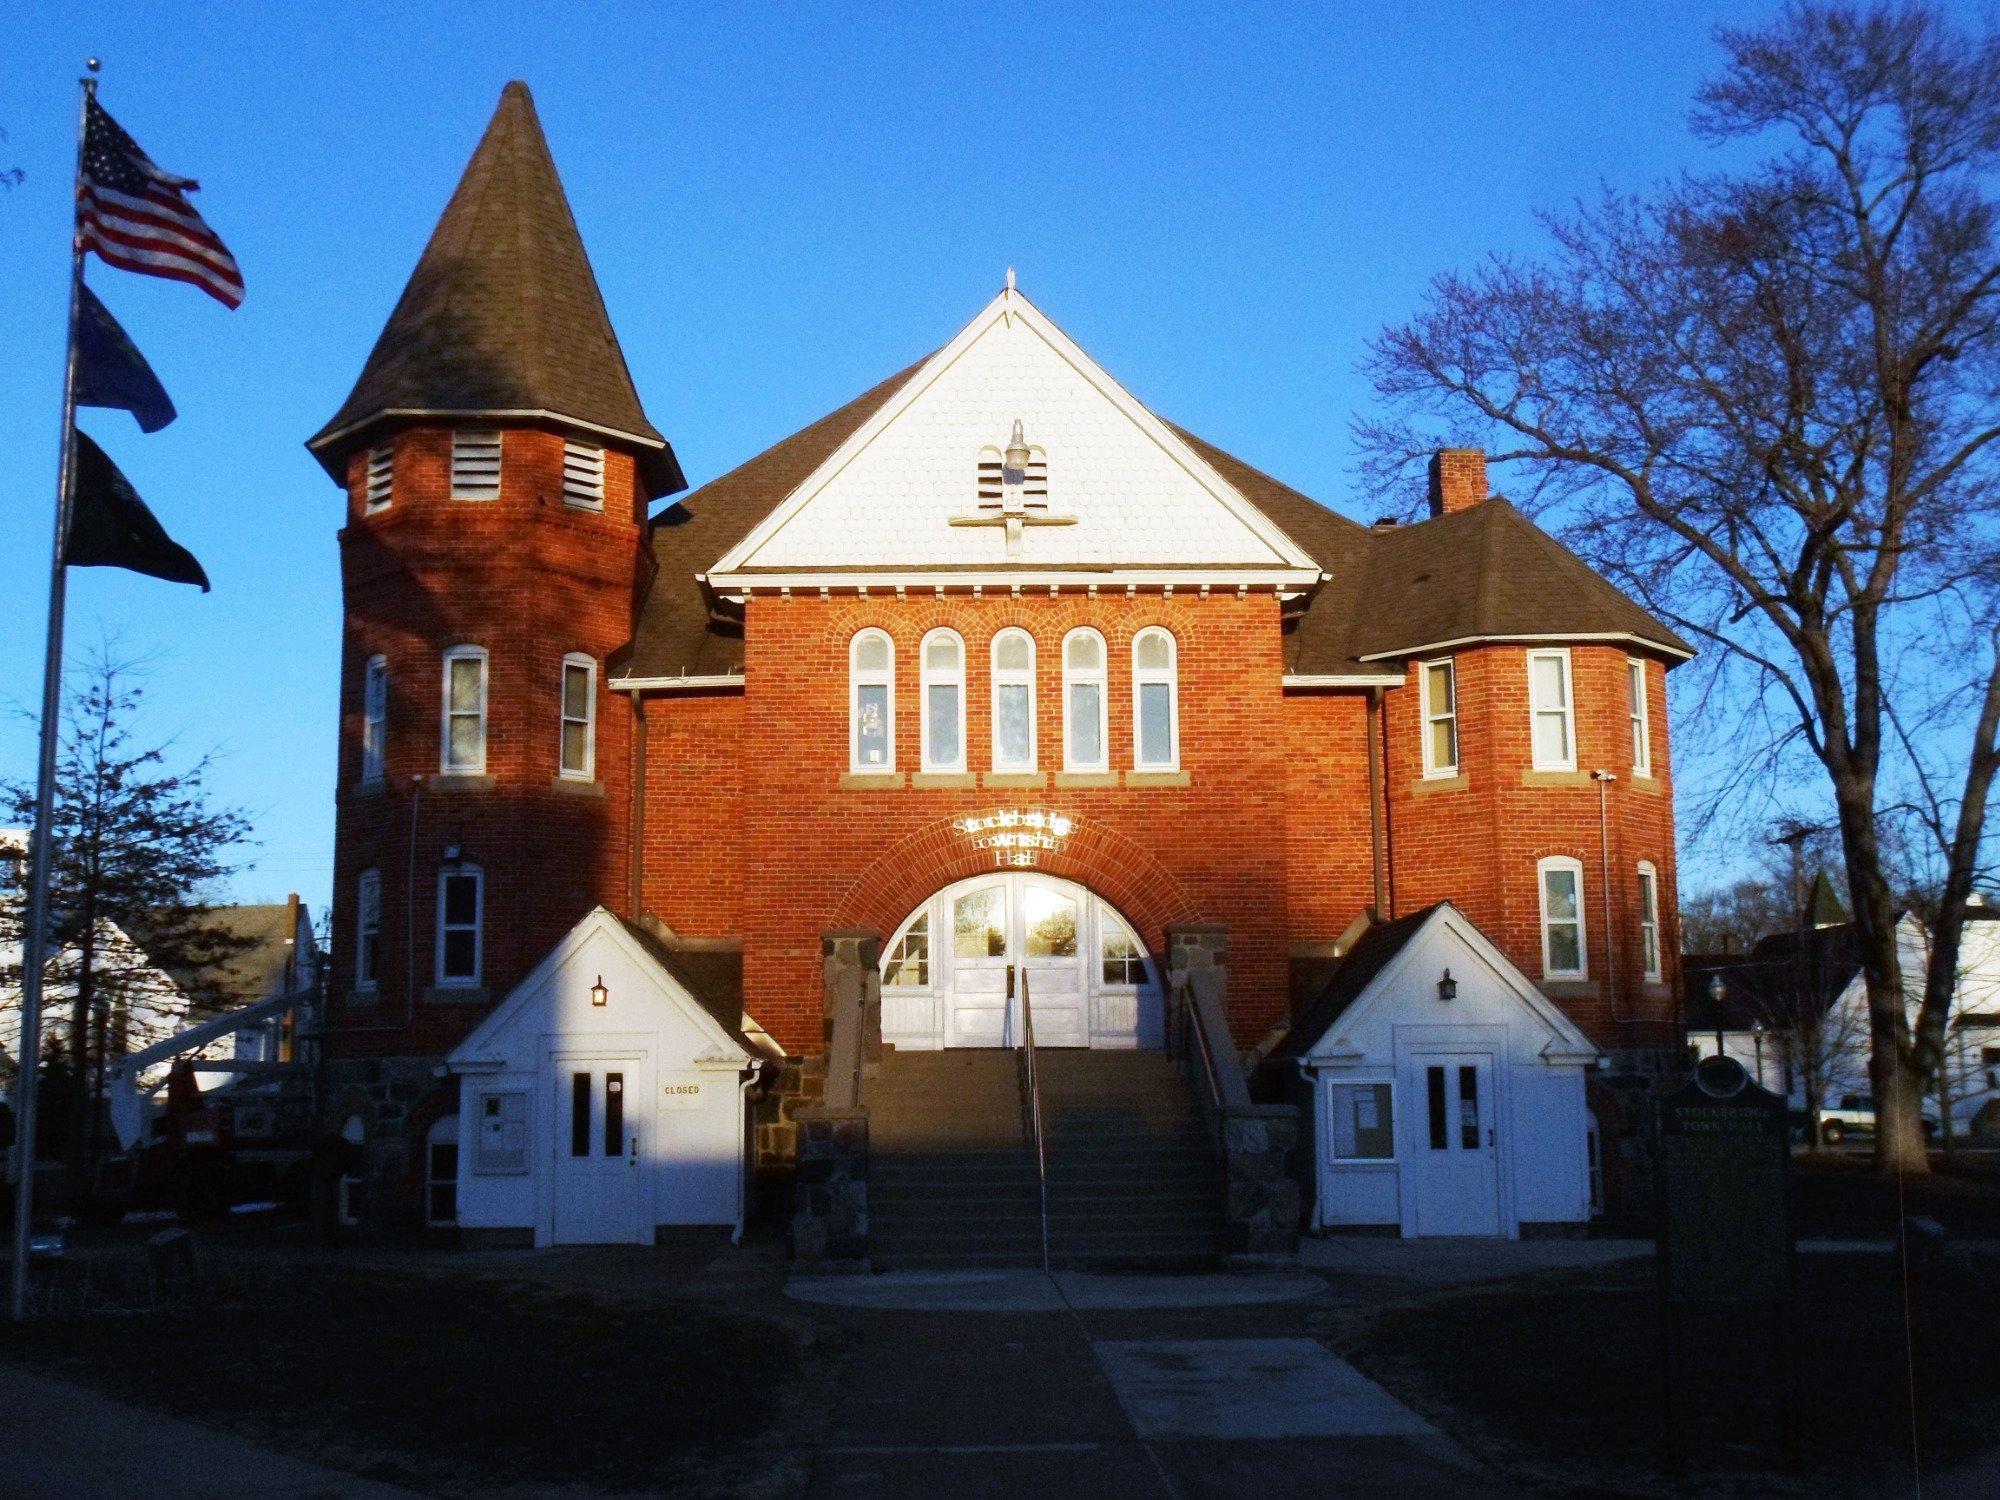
[953,887,1006,958]
[604,1072,624,1157]
[1426,1066,1446,1151]
[1459,1065,1481,1150]
[1024,886,1077,957]
[570,1072,590,1158]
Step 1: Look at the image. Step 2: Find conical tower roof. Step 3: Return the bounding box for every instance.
[308,81,683,497]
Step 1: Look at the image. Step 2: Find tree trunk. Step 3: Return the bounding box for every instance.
[66,920,96,1179]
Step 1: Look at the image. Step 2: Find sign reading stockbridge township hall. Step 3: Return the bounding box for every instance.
[1656,1056,1793,1301]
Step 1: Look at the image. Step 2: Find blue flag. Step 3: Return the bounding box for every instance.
[65,430,208,590]
[74,284,176,433]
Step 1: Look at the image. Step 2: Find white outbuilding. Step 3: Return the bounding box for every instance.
[1278,903,1601,1238]
[444,907,775,1247]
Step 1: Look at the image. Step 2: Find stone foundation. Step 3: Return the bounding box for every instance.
[790,1105,869,1268]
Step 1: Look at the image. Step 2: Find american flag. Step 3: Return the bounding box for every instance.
[78,97,243,309]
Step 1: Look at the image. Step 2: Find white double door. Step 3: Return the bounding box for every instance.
[549,1051,650,1244]
[1407,1051,1503,1237]
[948,874,1090,1048]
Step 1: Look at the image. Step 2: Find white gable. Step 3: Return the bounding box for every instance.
[707,284,1323,586]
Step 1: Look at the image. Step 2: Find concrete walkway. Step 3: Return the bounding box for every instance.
[786,1266,1328,1312]
[0,1364,420,1498]
[1299,1234,1652,1285]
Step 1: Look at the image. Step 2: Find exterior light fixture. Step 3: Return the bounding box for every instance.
[1437,968,1458,1002]
[1707,973,1726,1058]
[589,975,608,1008]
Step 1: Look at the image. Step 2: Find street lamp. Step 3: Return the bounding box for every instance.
[1751,1020,1765,1090]
[1708,973,1727,1061]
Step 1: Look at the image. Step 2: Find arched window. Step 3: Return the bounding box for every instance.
[850,629,895,771]
[440,646,488,775]
[355,868,381,993]
[1062,629,1108,772]
[1537,856,1588,980]
[1132,628,1179,770]
[920,630,965,772]
[436,862,484,987]
[1637,861,1662,981]
[425,1114,459,1226]
[559,653,597,780]
[361,654,388,784]
[991,629,1037,771]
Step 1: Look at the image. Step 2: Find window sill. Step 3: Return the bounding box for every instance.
[1125,770,1191,788]
[1521,770,1593,788]
[911,772,976,789]
[840,771,906,790]
[552,776,606,797]
[424,984,490,1005]
[1413,773,1468,795]
[1055,771,1118,788]
[984,771,1046,789]
[431,773,495,792]
[1629,773,1663,795]
[1541,979,1601,999]
[348,777,388,800]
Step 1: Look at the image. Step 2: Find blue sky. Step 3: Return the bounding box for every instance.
[2,1,1824,916]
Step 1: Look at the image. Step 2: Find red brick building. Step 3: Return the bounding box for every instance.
[311,84,1687,1240]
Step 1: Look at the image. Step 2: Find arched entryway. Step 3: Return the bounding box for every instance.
[880,873,1163,1049]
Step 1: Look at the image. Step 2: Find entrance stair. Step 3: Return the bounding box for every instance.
[867,1049,1227,1271]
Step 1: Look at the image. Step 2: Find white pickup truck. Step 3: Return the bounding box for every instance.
[1816,1094,1940,1145]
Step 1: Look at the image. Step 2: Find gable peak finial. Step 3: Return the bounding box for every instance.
[1005,266,1016,293]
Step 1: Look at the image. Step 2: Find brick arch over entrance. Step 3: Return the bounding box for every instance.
[831,815,1202,950]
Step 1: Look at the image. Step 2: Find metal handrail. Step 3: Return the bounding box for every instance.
[1173,978,1227,1150]
[1018,967,1051,1274]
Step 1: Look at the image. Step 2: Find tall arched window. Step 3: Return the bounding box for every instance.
[1063,629,1108,772]
[920,629,965,772]
[1637,860,1662,982]
[440,645,488,775]
[1132,628,1179,770]
[991,629,1037,771]
[436,862,484,987]
[360,654,388,784]
[1537,855,1588,980]
[355,868,381,993]
[559,653,597,780]
[850,629,895,772]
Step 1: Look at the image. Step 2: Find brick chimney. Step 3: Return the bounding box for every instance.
[1427,449,1487,517]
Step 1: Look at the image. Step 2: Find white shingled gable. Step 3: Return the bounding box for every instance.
[706,284,1322,585]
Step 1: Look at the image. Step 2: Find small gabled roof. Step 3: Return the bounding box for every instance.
[308,82,682,498]
[1273,905,1442,1060]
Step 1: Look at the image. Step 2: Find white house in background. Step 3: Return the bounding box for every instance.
[1687,902,2000,1136]
[1273,902,1601,1239]
[443,907,780,1247]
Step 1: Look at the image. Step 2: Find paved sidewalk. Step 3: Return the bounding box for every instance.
[786,1266,1328,1312]
[0,1364,420,1498]
[1299,1235,1652,1285]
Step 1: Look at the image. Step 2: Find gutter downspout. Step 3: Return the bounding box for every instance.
[735,1057,765,1244]
[1367,686,1391,919]
[1593,769,1637,1024]
[628,689,648,921]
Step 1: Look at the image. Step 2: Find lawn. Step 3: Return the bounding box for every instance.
[0,1257,822,1496]
[1337,1252,1998,1495]
[1790,1149,2000,1238]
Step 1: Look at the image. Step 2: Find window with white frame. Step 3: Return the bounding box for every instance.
[440,646,488,774]
[361,654,388,783]
[436,864,483,986]
[991,629,1037,771]
[920,630,965,772]
[1421,658,1458,776]
[364,444,395,512]
[1538,855,1588,979]
[884,913,929,987]
[1133,628,1179,770]
[355,868,381,991]
[1101,927,1146,986]
[1637,860,1662,981]
[559,654,596,779]
[425,1114,459,1225]
[1328,1082,1395,1161]
[1063,629,1108,772]
[450,430,502,500]
[850,629,894,771]
[1528,649,1575,771]
[1627,658,1652,776]
[561,439,605,509]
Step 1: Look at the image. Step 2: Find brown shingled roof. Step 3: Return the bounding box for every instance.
[307,82,683,499]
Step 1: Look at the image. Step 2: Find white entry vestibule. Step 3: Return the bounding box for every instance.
[880,872,1163,1049]
[1282,903,1601,1239]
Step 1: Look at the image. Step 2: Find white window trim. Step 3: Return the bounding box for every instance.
[449,430,503,501]
[360,654,388,784]
[435,863,484,987]
[1132,627,1180,771]
[1062,628,1110,773]
[363,444,395,513]
[561,439,606,511]
[990,628,1038,773]
[1528,648,1576,772]
[849,629,895,773]
[355,868,381,992]
[1419,657,1458,778]
[1627,658,1653,777]
[919,629,966,773]
[440,646,489,775]
[1538,855,1589,980]
[1637,859,1663,982]
[559,653,597,781]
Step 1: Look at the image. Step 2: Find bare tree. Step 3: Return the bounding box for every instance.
[1360,4,2000,1172]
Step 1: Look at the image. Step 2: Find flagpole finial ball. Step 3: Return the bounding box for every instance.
[86,57,100,72]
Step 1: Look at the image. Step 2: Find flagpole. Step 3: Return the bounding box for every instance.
[11,59,98,1323]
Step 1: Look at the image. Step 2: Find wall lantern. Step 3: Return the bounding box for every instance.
[1437,969,1458,1002]
[589,975,609,1008]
